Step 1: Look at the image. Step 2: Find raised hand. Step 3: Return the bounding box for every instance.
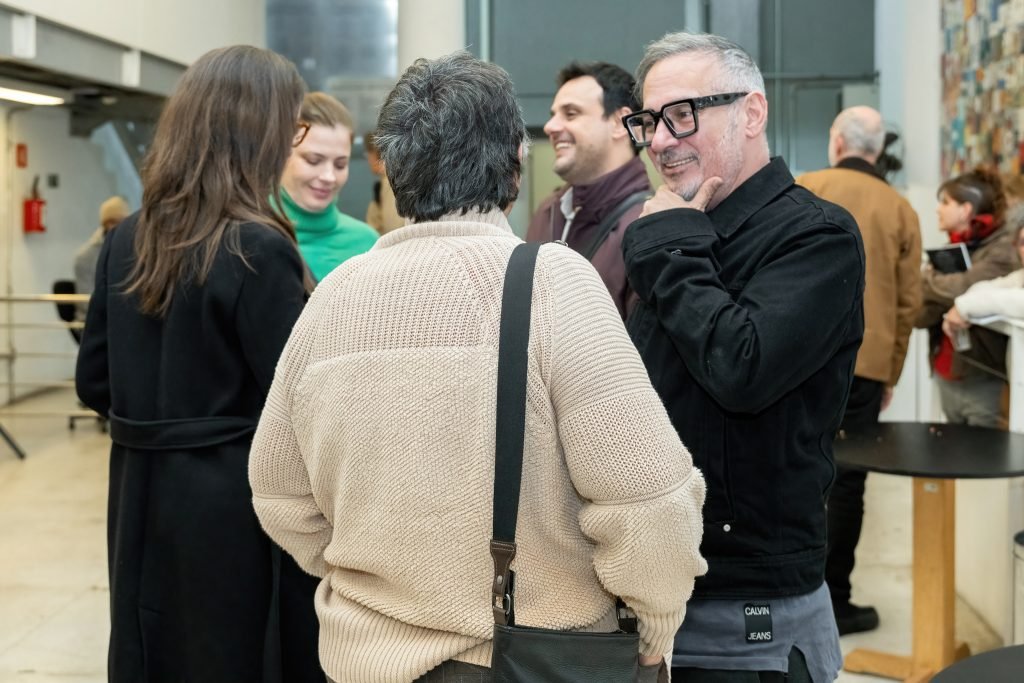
[640,177,724,218]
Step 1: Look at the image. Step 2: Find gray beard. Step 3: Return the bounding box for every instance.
[679,184,700,201]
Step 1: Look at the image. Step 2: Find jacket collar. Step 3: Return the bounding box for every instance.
[570,157,651,216]
[835,156,885,182]
[974,222,1008,248]
[374,208,515,249]
[708,156,794,237]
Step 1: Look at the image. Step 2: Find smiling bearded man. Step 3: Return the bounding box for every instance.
[525,61,652,320]
[619,31,865,683]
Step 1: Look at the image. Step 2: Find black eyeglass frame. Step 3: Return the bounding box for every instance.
[621,92,749,147]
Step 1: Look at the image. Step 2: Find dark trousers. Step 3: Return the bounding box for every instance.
[414,660,490,682]
[672,647,811,682]
[825,377,884,606]
[330,661,488,683]
[412,660,668,682]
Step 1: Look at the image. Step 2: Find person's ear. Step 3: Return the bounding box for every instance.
[609,106,632,142]
[832,133,846,159]
[742,92,768,139]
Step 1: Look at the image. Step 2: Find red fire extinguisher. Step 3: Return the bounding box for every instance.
[23,175,45,233]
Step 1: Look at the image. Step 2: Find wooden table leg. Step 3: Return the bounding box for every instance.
[911,478,956,676]
[842,478,957,682]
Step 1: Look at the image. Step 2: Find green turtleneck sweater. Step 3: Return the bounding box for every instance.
[277,190,379,282]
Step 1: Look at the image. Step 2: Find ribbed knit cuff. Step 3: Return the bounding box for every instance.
[637,608,686,658]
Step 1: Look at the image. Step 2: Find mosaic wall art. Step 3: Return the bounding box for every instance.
[942,0,1024,175]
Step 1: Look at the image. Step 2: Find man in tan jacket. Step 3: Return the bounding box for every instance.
[798,106,922,636]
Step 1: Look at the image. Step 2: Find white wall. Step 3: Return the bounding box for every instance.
[877,0,942,252]
[3,0,265,64]
[872,0,941,425]
[397,0,464,73]
[0,106,121,403]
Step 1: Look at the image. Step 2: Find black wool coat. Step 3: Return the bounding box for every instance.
[76,214,324,683]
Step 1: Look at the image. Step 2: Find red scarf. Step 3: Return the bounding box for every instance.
[934,335,956,380]
[950,213,998,244]
[933,213,998,380]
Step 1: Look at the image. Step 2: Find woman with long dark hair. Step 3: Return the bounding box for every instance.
[76,45,323,682]
[916,167,1018,427]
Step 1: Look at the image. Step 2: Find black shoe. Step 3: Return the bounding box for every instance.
[833,602,879,635]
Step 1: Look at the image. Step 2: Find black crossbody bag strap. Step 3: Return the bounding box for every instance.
[579,191,649,262]
[490,242,539,627]
[489,242,636,634]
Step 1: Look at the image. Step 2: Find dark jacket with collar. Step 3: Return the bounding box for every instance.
[622,157,865,599]
[526,156,651,318]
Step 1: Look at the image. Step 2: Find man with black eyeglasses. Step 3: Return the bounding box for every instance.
[620,32,864,683]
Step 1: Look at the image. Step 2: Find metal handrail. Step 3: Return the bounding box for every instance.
[1,290,100,460]
[0,409,98,418]
[0,293,90,303]
[0,322,85,329]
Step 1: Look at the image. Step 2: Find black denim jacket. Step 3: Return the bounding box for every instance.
[623,157,865,599]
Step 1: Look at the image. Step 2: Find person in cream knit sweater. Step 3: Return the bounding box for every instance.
[249,52,707,683]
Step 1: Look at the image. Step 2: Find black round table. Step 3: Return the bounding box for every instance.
[835,421,1024,479]
[834,422,1024,683]
[933,644,1024,682]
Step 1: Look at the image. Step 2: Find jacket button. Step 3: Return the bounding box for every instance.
[670,249,682,256]
[723,524,731,532]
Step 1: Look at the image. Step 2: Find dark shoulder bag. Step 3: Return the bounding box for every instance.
[489,242,641,682]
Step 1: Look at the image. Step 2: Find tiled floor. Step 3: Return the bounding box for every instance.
[0,390,109,683]
[0,389,1005,682]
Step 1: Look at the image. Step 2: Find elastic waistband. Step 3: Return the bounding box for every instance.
[108,410,256,450]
